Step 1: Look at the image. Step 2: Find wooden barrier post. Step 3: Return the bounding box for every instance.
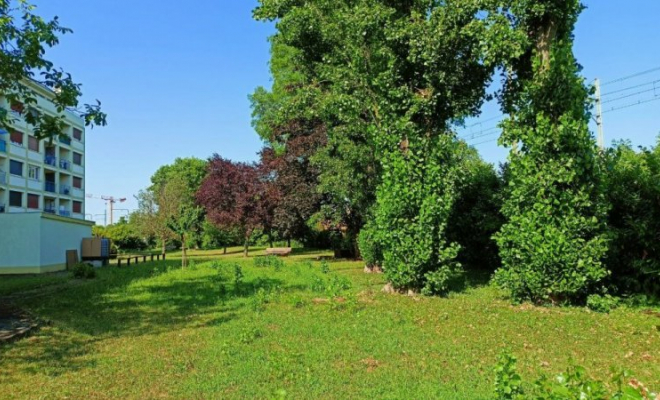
[118,259,122,268]
[127,258,131,266]
[143,255,147,263]
[151,254,154,262]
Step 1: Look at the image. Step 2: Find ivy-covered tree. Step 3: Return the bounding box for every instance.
[255,0,515,292]
[493,0,609,303]
[0,0,106,139]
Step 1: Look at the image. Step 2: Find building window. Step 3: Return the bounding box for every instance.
[28,135,39,152]
[73,176,82,189]
[10,130,23,146]
[10,102,24,114]
[9,191,22,207]
[9,160,23,176]
[73,128,83,141]
[73,152,83,166]
[27,194,39,209]
[73,201,82,214]
[28,165,40,181]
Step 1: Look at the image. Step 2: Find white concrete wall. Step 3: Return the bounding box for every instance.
[0,212,93,273]
[40,214,91,268]
[0,213,42,270]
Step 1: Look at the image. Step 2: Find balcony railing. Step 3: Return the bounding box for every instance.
[0,170,5,185]
[0,139,6,153]
[44,207,56,215]
[59,210,71,217]
[45,155,57,167]
[44,181,57,193]
[59,135,71,145]
[59,159,70,170]
[60,184,71,195]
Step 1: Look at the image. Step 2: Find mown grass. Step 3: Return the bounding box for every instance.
[1,248,659,399]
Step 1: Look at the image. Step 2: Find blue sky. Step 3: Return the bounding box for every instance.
[36,1,660,224]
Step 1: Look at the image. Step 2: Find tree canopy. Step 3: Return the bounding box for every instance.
[0,0,106,139]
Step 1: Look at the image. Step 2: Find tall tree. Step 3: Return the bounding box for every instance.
[149,157,208,203]
[197,155,266,257]
[132,189,176,255]
[162,176,204,268]
[493,0,609,303]
[0,0,106,139]
[255,0,514,292]
[250,22,381,255]
[134,157,208,251]
[259,119,326,245]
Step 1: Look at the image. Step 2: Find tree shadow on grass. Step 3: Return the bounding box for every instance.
[0,328,99,385]
[448,268,493,294]
[0,258,314,380]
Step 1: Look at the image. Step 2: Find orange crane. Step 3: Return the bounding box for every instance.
[86,194,127,225]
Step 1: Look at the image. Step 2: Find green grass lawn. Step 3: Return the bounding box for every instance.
[1,248,659,399]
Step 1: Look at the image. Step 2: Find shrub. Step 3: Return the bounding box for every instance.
[446,146,504,272]
[494,353,658,400]
[374,135,462,292]
[71,263,96,279]
[586,294,620,313]
[421,264,464,297]
[605,140,660,297]
[320,260,330,274]
[358,223,383,268]
[239,326,263,344]
[232,264,244,291]
[493,353,524,400]
[253,255,284,271]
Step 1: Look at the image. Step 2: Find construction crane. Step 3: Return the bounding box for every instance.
[86,194,127,225]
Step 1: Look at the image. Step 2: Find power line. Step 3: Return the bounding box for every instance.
[601,86,659,105]
[602,96,660,114]
[461,125,500,140]
[465,114,503,128]
[601,79,660,97]
[602,66,660,87]
[464,129,500,141]
[470,137,499,146]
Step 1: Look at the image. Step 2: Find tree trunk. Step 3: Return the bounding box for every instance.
[161,237,166,255]
[181,234,187,268]
[223,246,227,255]
[244,237,249,257]
[287,238,291,248]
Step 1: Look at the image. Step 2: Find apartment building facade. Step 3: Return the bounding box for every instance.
[0,84,87,218]
[0,81,94,274]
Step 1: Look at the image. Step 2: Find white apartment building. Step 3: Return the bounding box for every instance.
[0,81,94,274]
[0,82,86,218]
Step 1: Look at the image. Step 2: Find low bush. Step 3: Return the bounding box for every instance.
[357,223,383,268]
[494,353,658,400]
[586,294,620,313]
[253,255,284,271]
[70,263,96,279]
[605,140,660,297]
[421,264,464,297]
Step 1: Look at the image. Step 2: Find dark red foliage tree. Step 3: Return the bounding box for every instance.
[260,119,326,246]
[197,155,269,257]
